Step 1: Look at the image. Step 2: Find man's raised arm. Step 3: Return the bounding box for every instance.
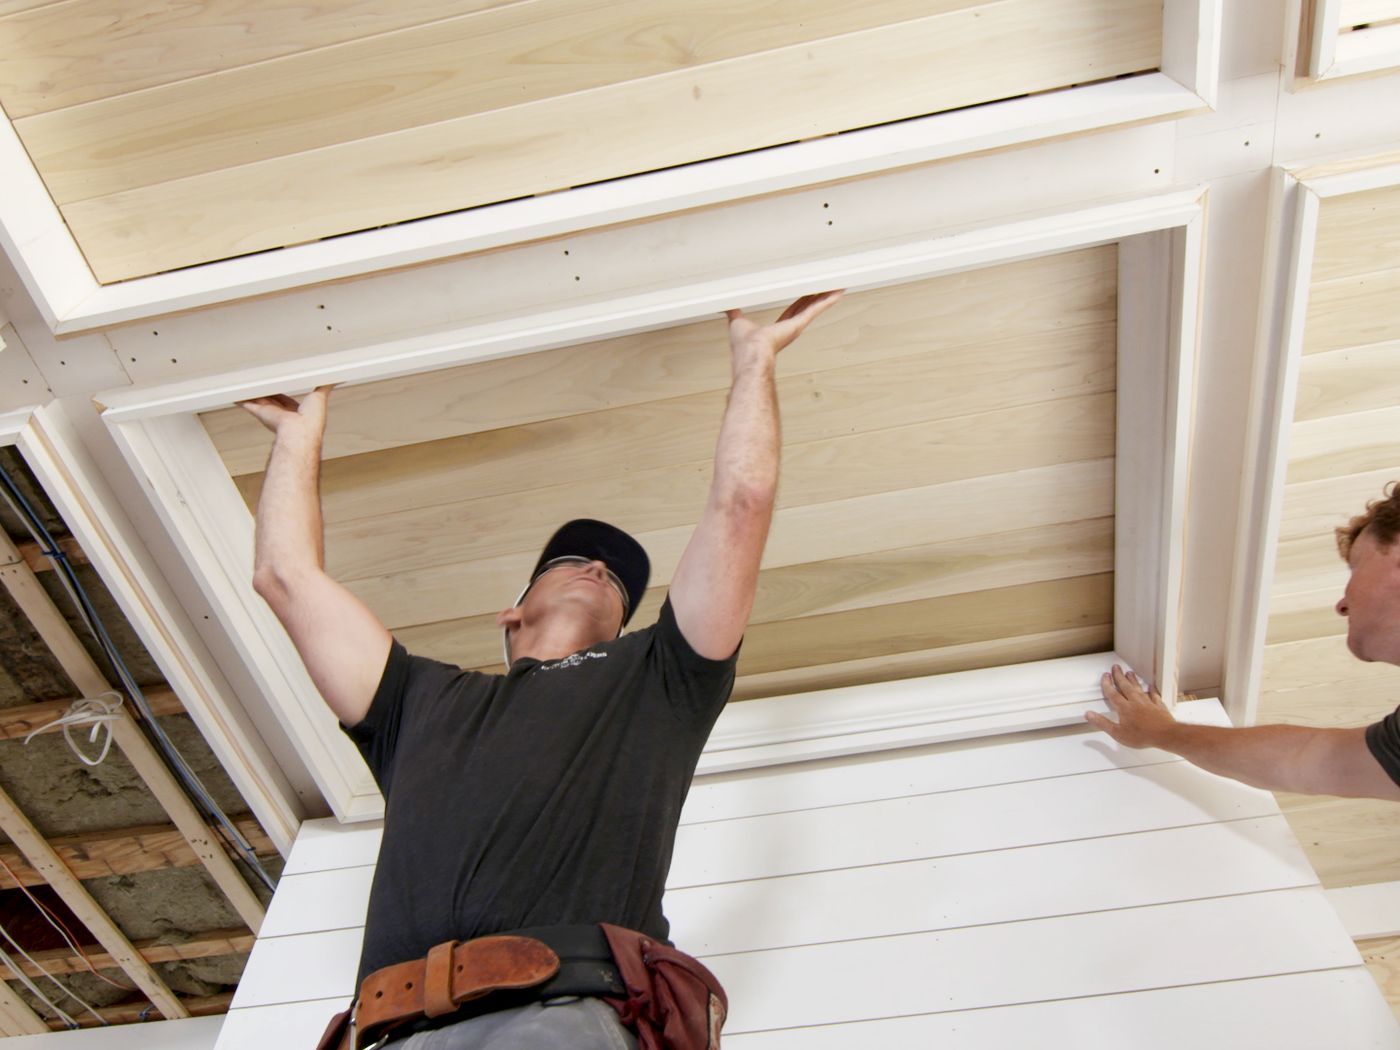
[669,292,843,659]
[242,387,392,727]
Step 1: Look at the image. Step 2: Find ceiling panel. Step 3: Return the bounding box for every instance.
[200,245,1118,700]
[0,0,1161,281]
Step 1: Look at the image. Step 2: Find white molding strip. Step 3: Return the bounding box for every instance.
[11,404,304,853]
[1327,880,1400,940]
[1287,1,1400,86]
[1224,155,1400,726]
[1223,169,1317,726]
[697,652,1121,774]
[100,187,1207,820]
[0,0,1220,335]
[98,186,1207,423]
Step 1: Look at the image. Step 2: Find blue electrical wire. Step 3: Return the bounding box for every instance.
[0,461,276,893]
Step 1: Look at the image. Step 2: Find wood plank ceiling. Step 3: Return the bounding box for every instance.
[1259,181,1400,893]
[201,247,1119,702]
[0,0,1161,282]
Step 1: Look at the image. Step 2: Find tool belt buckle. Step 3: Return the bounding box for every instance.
[350,998,390,1050]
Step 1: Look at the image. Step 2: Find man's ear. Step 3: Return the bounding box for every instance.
[496,607,522,630]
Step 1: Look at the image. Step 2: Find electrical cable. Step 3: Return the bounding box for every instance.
[0,932,92,1029]
[22,692,123,767]
[0,463,276,893]
[0,856,134,993]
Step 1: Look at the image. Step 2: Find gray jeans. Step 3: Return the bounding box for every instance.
[384,996,637,1050]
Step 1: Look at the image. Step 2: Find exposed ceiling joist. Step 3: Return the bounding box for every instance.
[0,782,187,1019]
[0,927,254,982]
[0,978,45,1036]
[0,527,267,933]
[0,816,274,889]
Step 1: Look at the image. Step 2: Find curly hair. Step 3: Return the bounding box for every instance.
[1336,481,1400,559]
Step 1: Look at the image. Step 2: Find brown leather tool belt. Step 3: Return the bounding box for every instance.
[317,925,626,1050]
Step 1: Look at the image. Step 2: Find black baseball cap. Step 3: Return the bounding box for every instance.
[526,519,650,627]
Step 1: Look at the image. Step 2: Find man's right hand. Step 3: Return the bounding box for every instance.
[239,385,334,438]
[1084,664,1177,750]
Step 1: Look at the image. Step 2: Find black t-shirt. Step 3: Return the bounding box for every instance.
[343,597,736,984]
[1366,707,1400,785]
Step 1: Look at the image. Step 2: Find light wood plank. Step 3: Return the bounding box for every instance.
[1294,340,1400,421]
[53,993,232,1030]
[1286,405,1400,484]
[0,1,524,118]
[1266,584,1347,645]
[19,0,974,196]
[1360,935,1400,1025]
[1278,466,1396,543]
[0,528,267,935]
[668,759,1280,888]
[0,927,254,980]
[13,535,87,572]
[1303,272,1400,356]
[241,331,1116,522]
[58,1,1161,280]
[1276,792,1400,887]
[1341,0,1400,30]
[323,389,1113,588]
[1270,531,1350,599]
[1314,183,1400,282]
[723,971,1400,1049]
[1260,634,1395,712]
[0,783,188,1019]
[726,623,1113,700]
[0,978,46,1036]
[205,247,1117,475]
[711,890,1356,1032]
[328,450,1114,584]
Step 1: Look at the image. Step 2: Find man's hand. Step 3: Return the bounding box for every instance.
[725,291,843,370]
[239,385,334,439]
[1084,664,1177,749]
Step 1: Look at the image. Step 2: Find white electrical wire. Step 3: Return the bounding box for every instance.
[22,692,124,767]
[0,926,104,1029]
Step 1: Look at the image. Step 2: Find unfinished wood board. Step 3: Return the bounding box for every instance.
[1303,275,1400,357]
[1287,405,1400,484]
[16,1,1011,199]
[204,252,1117,697]
[43,0,1159,280]
[1275,792,1400,888]
[0,1,521,117]
[1313,183,1400,281]
[205,247,1117,475]
[1361,936,1400,1025]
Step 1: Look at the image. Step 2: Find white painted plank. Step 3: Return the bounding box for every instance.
[3,1015,225,1048]
[231,926,363,1009]
[281,817,382,877]
[712,888,1361,1032]
[686,699,1230,825]
[668,817,1314,957]
[723,969,1400,1048]
[216,997,350,1050]
[259,864,375,939]
[669,759,1281,888]
[1329,879,1400,939]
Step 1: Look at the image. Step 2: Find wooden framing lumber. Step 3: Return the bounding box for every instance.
[0,926,254,981]
[0,688,184,741]
[0,976,47,1036]
[0,781,187,1019]
[43,992,234,1031]
[12,535,85,572]
[0,816,275,888]
[0,526,267,932]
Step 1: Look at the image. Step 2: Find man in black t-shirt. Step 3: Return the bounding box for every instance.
[1087,482,1400,802]
[240,291,842,1049]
